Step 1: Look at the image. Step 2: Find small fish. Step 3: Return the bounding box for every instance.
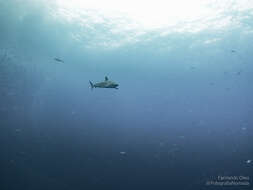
[54,58,64,63]
[236,71,242,75]
[231,49,236,53]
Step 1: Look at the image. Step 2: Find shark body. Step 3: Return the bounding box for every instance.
[89,76,119,90]
[54,58,64,63]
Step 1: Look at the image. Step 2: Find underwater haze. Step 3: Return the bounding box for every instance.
[1,0,253,189]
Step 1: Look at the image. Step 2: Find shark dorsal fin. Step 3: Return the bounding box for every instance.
[105,76,108,81]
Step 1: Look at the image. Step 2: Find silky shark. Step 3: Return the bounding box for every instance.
[89,76,119,90]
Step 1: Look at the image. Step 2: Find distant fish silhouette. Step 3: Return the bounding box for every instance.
[236,71,241,75]
[231,49,236,53]
[54,58,64,63]
[89,76,119,90]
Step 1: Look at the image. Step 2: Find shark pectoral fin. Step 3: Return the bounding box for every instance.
[115,87,119,89]
[89,81,94,90]
[105,76,108,81]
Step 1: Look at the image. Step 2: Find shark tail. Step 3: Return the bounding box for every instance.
[89,81,94,90]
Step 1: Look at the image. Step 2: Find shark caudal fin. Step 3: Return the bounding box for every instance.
[89,81,94,90]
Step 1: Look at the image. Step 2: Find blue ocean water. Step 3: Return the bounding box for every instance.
[0,0,252,189]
